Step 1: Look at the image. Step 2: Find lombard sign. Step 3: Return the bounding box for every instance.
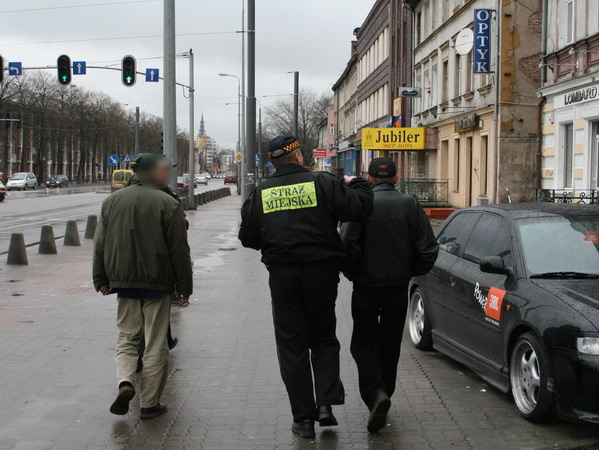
[555,85,599,108]
[362,128,426,150]
[474,9,492,74]
[455,114,480,132]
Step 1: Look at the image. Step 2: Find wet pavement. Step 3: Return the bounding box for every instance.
[0,195,598,449]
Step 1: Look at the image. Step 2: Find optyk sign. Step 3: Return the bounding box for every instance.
[474,9,492,74]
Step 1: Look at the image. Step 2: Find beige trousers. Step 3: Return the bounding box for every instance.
[115,294,171,408]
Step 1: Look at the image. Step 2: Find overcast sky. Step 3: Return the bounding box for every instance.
[1,0,373,150]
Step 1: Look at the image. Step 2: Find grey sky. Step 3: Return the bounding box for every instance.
[1,0,373,150]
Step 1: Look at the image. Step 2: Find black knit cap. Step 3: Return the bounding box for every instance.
[368,157,397,178]
[268,135,301,160]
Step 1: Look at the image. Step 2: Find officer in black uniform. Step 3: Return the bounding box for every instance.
[239,135,374,439]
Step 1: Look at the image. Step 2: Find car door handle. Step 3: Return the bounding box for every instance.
[449,276,456,288]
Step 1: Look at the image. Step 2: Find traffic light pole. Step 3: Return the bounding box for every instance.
[245,0,256,201]
[186,49,196,209]
[134,106,141,155]
[163,0,177,189]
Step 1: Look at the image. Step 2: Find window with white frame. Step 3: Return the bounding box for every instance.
[566,0,574,44]
[563,123,574,188]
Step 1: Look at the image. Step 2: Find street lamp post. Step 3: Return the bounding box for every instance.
[185,49,196,209]
[220,73,244,196]
[246,0,256,200]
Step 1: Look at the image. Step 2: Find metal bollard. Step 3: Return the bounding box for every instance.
[64,221,81,246]
[7,233,28,265]
[84,215,98,240]
[39,225,58,255]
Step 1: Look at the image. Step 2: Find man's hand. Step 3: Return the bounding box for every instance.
[176,293,190,306]
[99,285,110,296]
[344,175,357,184]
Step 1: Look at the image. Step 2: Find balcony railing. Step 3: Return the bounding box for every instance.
[535,189,598,204]
[397,179,449,207]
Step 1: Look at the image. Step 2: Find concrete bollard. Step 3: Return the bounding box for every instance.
[7,233,28,265]
[203,192,208,203]
[64,220,81,246]
[181,197,189,210]
[38,225,58,255]
[84,215,98,240]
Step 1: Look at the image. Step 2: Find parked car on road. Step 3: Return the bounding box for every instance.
[408,204,599,424]
[182,174,198,188]
[0,180,6,202]
[224,173,237,184]
[195,174,208,186]
[176,176,190,197]
[6,172,37,191]
[111,170,133,192]
[205,173,211,180]
[45,175,69,188]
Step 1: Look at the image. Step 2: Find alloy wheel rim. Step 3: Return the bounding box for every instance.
[409,292,425,344]
[511,340,541,415]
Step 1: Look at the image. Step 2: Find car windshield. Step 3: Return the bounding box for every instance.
[518,215,599,277]
[10,174,25,180]
[177,177,187,183]
[113,172,124,182]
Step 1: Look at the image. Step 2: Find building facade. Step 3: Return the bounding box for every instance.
[407,0,542,208]
[539,0,599,198]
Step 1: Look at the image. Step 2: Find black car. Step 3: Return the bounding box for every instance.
[46,175,69,188]
[176,176,189,198]
[408,204,599,424]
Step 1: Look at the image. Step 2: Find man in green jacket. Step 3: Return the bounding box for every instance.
[93,153,192,419]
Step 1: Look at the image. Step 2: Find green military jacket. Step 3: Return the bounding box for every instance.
[93,175,193,296]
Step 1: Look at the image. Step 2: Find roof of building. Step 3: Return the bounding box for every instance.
[332,52,358,92]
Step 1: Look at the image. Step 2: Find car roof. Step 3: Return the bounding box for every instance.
[459,203,599,219]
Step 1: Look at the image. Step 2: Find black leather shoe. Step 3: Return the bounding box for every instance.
[140,403,168,419]
[292,419,315,439]
[109,383,135,416]
[367,391,391,433]
[317,405,338,426]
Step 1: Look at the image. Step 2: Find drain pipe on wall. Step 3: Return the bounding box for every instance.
[536,0,549,192]
[491,0,502,204]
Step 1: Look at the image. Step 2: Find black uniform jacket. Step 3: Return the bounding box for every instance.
[239,164,374,265]
[340,181,439,287]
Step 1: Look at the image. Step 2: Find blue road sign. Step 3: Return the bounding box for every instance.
[145,68,159,82]
[266,161,273,169]
[73,61,86,75]
[122,153,132,163]
[8,62,22,76]
[108,154,120,166]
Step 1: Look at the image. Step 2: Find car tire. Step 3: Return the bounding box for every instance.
[408,287,433,350]
[23,185,27,191]
[32,184,36,190]
[509,332,556,423]
[0,195,4,202]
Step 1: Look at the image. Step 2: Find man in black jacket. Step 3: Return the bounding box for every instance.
[239,135,373,439]
[340,157,438,433]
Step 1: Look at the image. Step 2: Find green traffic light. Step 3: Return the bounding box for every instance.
[62,75,68,82]
[126,76,132,84]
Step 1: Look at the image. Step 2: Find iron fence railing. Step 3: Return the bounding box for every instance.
[397,179,449,207]
[535,189,598,204]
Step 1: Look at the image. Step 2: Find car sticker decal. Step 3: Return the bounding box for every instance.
[474,282,507,326]
[584,231,599,244]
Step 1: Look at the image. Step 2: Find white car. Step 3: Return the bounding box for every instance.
[195,174,208,186]
[6,172,37,191]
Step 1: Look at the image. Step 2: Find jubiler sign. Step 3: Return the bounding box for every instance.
[362,128,426,150]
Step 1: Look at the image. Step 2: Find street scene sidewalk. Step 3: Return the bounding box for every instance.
[0,195,598,449]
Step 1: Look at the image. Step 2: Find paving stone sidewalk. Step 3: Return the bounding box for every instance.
[0,195,597,449]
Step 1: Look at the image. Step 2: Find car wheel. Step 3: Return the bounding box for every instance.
[0,195,4,202]
[408,288,433,350]
[32,184,36,190]
[510,332,555,422]
[23,185,27,191]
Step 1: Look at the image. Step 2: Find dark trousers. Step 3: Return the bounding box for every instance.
[268,261,345,422]
[350,282,409,408]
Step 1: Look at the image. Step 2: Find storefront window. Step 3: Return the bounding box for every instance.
[564,123,574,189]
[593,122,599,188]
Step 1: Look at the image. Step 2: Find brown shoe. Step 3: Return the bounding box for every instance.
[367,391,391,433]
[110,383,135,416]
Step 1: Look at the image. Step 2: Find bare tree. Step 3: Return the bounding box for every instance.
[263,89,332,164]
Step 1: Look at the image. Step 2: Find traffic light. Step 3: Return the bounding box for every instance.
[121,55,136,87]
[57,54,71,85]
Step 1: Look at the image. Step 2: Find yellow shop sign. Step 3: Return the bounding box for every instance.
[362,128,426,150]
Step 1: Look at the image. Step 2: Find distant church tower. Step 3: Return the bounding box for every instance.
[198,113,206,137]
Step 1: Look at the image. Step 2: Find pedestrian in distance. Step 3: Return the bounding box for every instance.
[239,135,374,439]
[93,153,193,419]
[340,157,439,433]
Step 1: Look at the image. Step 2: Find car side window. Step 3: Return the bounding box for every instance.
[437,213,477,256]
[463,214,513,267]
